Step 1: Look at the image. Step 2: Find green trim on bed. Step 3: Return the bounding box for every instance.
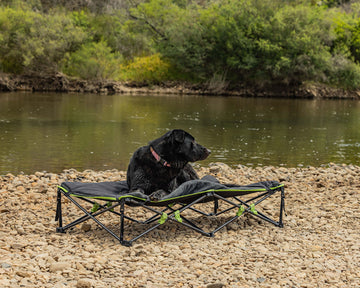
[58,183,284,204]
[70,194,146,201]
[57,186,147,202]
[57,185,69,193]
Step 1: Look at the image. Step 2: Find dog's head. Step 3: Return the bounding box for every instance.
[162,129,210,163]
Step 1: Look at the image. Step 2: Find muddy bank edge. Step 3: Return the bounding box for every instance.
[1,73,360,99]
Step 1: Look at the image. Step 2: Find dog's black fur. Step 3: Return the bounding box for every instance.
[126,129,210,200]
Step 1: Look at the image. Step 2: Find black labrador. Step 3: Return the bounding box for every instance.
[126,129,210,200]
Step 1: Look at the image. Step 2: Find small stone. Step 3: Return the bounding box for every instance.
[16,226,26,235]
[49,262,68,272]
[10,243,26,250]
[16,186,26,193]
[32,222,46,232]
[227,222,239,231]
[81,223,91,232]
[257,277,266,283]
[75,262,86,271]
[1,263,12,268]
[206,283,225,288]
[209,166,220,173]
[0,279,10,286]
[16,270,31,278]
[35,171,44,177]
[37,185,48,193]
[76,278,94,288]
[19,278,29,286]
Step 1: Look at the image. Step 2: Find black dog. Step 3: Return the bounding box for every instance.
[126,129,210,200]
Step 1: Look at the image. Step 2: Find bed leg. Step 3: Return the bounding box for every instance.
[120,200,125,243]
[279,187,285,228]
[55,189,64,232]
[119,199,133,246]
[213,199,219,215]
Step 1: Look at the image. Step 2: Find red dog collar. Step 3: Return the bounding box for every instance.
[150,146,171,167]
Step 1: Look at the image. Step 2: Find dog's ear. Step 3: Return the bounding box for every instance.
[171,129,185,143]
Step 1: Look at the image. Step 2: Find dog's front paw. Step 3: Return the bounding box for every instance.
[149,189,168,201]
[128,188,150,202]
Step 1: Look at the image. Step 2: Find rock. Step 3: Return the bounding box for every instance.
[10,243,27,250]
[1,263,12,268]
[15,226,26,235]
[76,278,94,288]
[37,184,48,193]
[207,283,226,288]
[16,186,26,193]
[16,270,31,277]
[257,277,266,283]
[0,279,11,286]
[35,171,44,177]
[32,223,46,232]
[81,223,92,232]
[49,262,68,272]
[209,166,220,173]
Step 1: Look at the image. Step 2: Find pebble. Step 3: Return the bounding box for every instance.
[10,243,27,250]
[1,263,12,268]
[49,262,69,273]
[76,278,94,288]
[16,270,31,277]
[207,283,225,288]
[81,223,92,232]
[0,165,359,287]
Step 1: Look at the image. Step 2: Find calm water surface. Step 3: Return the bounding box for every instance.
[1,92,360,175]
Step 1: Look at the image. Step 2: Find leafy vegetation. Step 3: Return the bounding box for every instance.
[1,0,360,89]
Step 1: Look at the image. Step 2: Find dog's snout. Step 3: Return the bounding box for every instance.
[198,147,210,161]
[203,148,211,157]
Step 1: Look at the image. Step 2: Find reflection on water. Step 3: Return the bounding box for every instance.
[0,92,360,174]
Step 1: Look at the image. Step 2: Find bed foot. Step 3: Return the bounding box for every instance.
[121,240,133,247]
[56,227,66,233]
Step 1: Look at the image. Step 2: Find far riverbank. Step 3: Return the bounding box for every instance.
[1,73,360,99]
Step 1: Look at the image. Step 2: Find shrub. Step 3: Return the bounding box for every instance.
[62,41,123,80]
[91,13,153,60]
[0,6,87,74]
[328,53,360,88]
[120,53,170,83]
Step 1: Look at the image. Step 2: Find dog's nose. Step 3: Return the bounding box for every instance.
[206,148,211,155]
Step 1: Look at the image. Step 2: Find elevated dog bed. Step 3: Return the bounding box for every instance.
[56,176,285,246]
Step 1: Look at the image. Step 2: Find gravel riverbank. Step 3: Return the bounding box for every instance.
[1,163,359,287]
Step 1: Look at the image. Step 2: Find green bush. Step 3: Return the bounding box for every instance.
[259,3,334,84]
[332,6,360,63]
[120,53,170,83]
[62,41,123,80]
[0,6,87,74]
[91,13,153,60]
[328,53,360,88]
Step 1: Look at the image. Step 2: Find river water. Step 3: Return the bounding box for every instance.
[1,92,359,175]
